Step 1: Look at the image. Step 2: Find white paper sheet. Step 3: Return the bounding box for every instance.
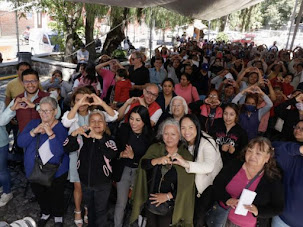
[235,189,257,216]
[38,139,54,165]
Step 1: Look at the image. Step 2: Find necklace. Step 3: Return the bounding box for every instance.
[133,131,142,138]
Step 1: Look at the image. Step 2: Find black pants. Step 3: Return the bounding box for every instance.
[81,183,112,227]
[145,209,173,227]
[194,185,214,227]
[31,172,67,217]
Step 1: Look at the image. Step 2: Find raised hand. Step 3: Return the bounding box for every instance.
[71,125,90,138]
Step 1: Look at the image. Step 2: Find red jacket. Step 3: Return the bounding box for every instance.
[114,79,132,103]
[16,90,49,132]
[125,100,161,123]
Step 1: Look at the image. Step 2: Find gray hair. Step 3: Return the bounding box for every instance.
[156,118,182,142]
[169,96,188,115]
[40,96,57,110]
[89,109,106,122]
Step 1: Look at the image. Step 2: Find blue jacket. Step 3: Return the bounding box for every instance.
[18,119,69,178]
[272,141,303,227]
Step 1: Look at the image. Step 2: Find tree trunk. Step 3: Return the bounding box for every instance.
[245,6,254,32]
[101,7,128,56]
[65,33,74,63]
[85,5,96,61]
[219,15,228,32]
[241,9,248,32]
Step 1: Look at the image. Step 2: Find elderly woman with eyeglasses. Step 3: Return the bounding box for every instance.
[18,96,68,227]
[130,118,195,227]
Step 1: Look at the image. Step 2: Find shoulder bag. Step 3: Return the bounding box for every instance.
[28,134,61,187]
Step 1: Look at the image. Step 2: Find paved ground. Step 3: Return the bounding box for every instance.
[0,77,133,226]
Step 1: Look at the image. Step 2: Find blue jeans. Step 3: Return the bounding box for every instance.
[271,216,290,227]
[0,144,11,194]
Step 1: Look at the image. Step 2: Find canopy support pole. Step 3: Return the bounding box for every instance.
[149,7,153,61]
[208,20,210,41]
[15,0,20,54]
[290,0,303,50]
[286,0,299,49]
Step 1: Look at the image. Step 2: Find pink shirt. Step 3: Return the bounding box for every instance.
[174,84,200,104]
[98,69,116,99]
[224,167,263,227]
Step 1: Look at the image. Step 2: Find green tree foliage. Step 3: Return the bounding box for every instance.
[40,0,83,62]
[227,0,296,31]
[216,32,229,42]
[261,0,296,29]
[143,7,192,30]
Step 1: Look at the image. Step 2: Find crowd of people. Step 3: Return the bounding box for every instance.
[0,37,303,227]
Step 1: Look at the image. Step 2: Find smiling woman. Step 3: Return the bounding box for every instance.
[64,110,118,226]
[212,137,284,227]
[17,96,69,227]
[130,118,195,227]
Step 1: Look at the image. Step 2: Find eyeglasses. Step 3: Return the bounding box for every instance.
[145,89,158,98]
[208,94,218,98]
[23,80,38,85]
[293,125,303,132]
[38,109,54,115]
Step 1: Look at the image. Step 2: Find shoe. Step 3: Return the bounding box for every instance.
[54,222,63,227]
[74,210,83,227]
[37,217,50,227]
[84,207,88,224]
[0,193,13,207]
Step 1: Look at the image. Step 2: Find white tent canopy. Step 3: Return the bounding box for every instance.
[71,0,264,20]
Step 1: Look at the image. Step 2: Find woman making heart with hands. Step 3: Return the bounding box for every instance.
[61,87,118,227]
[232,85,273,140]
[199,89,223,133]
[64,110,118,226]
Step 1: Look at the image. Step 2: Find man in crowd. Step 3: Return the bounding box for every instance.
[117,83,162,126]
[128,51,150,97]
[0,69,60,133]
[148,57,167,88]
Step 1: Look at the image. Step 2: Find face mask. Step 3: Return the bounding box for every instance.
[245,104,256,112]
[50,90,59,99]
[54,77,60,83]
[296,102,303,111]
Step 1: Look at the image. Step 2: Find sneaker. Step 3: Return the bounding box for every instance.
[0,193,13,207]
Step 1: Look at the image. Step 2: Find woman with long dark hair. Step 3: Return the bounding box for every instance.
[173,114,223,226]
[113,105,154,227]
[209,103,248,165]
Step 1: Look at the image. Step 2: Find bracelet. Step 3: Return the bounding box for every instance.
[48,133,54,138]
[166,193,170,201]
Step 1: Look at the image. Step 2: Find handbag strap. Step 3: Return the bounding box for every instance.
[244,168,264,190]
[35,133,64,166]
[35,134,40,157]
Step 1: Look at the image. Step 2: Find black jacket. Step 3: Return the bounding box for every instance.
[213,160,284,227]
[209,118,248,165]
[274,98,300,141]
[64,134,118,187]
